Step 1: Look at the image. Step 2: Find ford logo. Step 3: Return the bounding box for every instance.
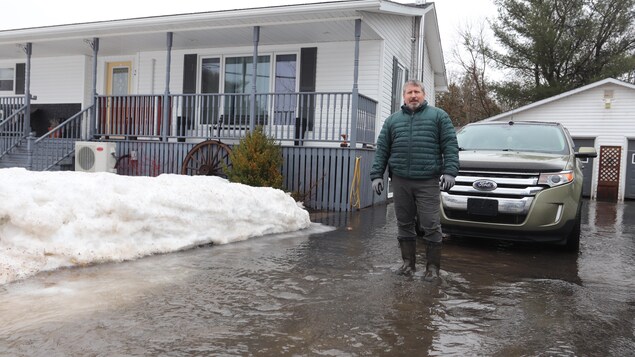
[473,179,497,191]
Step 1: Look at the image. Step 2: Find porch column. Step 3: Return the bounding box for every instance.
[162,32,173,140]
[23,43,33,170]
[250,26,260,132]
[89,38,99,139]
[349,19,361,148]
[23,43,32,137]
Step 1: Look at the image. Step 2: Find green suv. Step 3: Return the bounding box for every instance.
[440,121,597,251]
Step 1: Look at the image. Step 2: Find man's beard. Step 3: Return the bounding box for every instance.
[405,100,422,111]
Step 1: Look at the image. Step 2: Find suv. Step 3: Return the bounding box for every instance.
[440,121,597,251]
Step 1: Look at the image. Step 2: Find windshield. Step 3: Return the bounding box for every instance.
[457,123,569,154]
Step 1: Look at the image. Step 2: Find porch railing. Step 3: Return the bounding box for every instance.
[94,92,376,146]
[0,102,26,157]
[29,106,90,171]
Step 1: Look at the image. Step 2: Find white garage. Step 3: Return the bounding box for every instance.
[484,78,635,201]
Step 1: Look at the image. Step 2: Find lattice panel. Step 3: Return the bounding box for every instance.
[599,146,621,183]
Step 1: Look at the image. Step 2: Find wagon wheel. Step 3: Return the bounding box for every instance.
[181,140,232,178]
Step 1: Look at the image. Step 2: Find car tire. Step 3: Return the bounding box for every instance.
[563,206,581,252]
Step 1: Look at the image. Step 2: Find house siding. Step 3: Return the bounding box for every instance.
[363,12,413,123]
[420,42,435,106]
[0,56,87,104]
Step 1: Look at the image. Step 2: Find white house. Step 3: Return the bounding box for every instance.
[0,0,448,211]
[484,78,635,201]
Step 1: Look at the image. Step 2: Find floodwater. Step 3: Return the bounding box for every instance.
[1,199,633,356]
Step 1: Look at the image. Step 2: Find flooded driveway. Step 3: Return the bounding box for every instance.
[1,199,633,356]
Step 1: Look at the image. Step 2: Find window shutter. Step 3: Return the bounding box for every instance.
[15,63,25,95]
[182,54,197,94]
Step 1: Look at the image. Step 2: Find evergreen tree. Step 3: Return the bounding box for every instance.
[490,0,635,106]
[225,127,283,189]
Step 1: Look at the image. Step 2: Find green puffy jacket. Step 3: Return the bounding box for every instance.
[370,101,459,180]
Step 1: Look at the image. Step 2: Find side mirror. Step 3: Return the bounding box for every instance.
[575,146,597,158]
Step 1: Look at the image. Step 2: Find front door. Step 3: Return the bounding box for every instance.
[597,145,621,202]
[104,62,132,136]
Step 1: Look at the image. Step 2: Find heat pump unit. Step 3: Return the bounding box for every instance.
[75,141,117,173]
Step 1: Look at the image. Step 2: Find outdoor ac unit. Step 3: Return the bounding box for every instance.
[74,141,117,173]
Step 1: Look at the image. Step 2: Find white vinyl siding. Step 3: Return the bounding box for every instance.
[363,12,413,123]
[489,84,635,138]
[17,57,88,104]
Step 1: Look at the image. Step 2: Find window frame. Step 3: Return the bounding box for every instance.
[197,51,300,127]
[0,67,15,93]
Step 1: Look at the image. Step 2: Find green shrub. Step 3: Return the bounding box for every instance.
[225,127,283,189]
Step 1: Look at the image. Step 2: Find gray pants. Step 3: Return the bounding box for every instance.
[392,175,443,243]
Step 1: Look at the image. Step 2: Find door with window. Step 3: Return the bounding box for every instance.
[104,62,132,136]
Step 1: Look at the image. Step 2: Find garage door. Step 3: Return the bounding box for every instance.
[573,138,596,197]
[626,139,635,199]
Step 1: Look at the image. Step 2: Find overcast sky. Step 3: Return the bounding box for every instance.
[0,0,497,76]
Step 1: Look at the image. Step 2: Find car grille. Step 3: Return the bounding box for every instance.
[442,170,545,224]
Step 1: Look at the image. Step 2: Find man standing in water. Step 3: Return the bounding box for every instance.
[370,79,459,281]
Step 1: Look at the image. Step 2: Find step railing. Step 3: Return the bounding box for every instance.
[0,104,27,158]
[29,106,91,171]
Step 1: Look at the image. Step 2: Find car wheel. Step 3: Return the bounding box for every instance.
[563,207,581,252]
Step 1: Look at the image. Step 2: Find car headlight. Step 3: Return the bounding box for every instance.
[538,171,574,187]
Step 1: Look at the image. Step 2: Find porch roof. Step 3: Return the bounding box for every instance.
[0,0,431,58]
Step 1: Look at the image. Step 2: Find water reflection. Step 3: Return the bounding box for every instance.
[0,200,633,356]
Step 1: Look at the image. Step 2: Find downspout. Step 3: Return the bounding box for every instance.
[162,32,173,140]
[89,38,99,140]
[349,19,361,148]
[412,17,422,81]
[250,26,260,133]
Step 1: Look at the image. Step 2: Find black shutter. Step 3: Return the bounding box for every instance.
[182,54,197,94]
[299,47,317,92]
[178,54,198,140]
[391,57,399,112]
[296,47,318,144]
[15,63,25,95]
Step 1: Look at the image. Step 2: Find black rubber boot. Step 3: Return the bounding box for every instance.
[423,242,442,282]
[397,238,416,276]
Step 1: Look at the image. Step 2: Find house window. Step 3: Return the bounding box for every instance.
[112,68,130,95]
[199,53,298,127]
[0,68,14,91]
[201,57,221,125]
[273,54,297,124]
[224,55,271,123]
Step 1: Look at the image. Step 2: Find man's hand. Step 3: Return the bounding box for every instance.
[439,174,455,191]
[372,178,384,195]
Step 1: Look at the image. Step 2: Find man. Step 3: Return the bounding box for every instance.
[370,79,459,281]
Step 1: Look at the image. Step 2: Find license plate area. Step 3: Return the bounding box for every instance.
[467,198,498,216]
